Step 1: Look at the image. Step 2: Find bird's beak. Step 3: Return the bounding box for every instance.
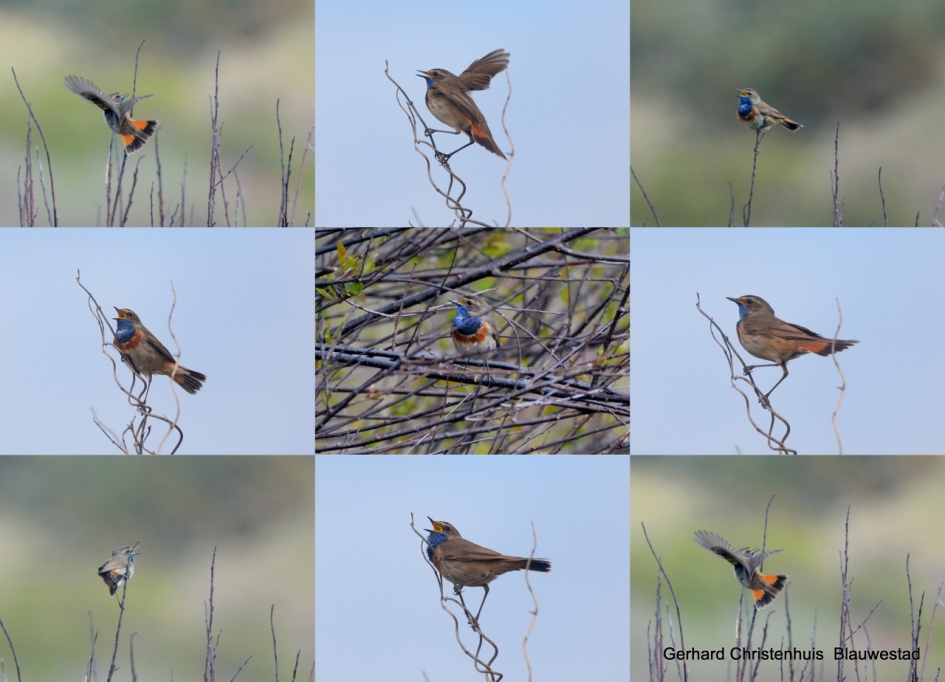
[416,71,427,79]
[726,297,739,304]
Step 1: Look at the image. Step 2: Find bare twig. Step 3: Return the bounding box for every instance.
[0,614,23,682]
[521,521,542,682]
[11,67,59,226]
[830,298,851,454]
[631,165,661,226]
[831,122,844,226]
[204,546,218,680]
[878,167,888,227]
[743,128,766,226]
[641,522,687,682]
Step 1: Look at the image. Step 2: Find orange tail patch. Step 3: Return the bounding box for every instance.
[796,339,832,354]
[121,119,158,154]
[469,122,506,158]
[801,339,858,356]
[751,573,788,609]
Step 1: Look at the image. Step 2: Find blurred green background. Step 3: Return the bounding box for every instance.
[0,457,313,680]
[631,0,945,226]
[0,0,313,225]
[631,457,945,680]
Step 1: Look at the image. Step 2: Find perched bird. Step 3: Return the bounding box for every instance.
[65,75,158,154]
[98,545,140,597]
[727,295,857,401]
[113,307,206,395]
[417,49,510,160]
[737,88,803,134]
[450,295,500,355]
[694,530,787,609]
[425,517,550,619]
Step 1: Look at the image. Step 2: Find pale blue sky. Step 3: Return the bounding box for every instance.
[0,229,314,454]
[315,0,629,226]
[632,228,945,454]
[315,455,630,681]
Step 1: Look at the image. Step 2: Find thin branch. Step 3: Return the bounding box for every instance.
[631,165,661,226]
[11,67,58,226]
[830,297,851,455]
[0,614,23,682]
[878,167,888,226]
[831,122,844,226]
[641,522,687,682]
[743,128,766,226]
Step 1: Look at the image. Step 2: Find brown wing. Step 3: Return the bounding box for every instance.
[97,547,131,574]
[741,314,825,342]
[457,49,510,91]
[434,537,509,562]
[65,75,152,117]
[65,75,117,115]
[694,530,750,571]
[145,333,178,367]
[428,87,487,127]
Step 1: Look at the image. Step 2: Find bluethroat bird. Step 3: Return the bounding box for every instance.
[113,308,206,395]
[727,295,857,401]
[737,88,803,134]
[417,49,510,161]
[450,295,500,354]
[425,518,551,618]
[694,530,787,609]
[98,545,140,597]
[65,75,158,154]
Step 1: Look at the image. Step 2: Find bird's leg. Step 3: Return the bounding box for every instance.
[424,127,463,163]
[439,138,476,164]
[740,361,784,407]
[425,127,462,138]
[472,584,490,624]
[454,585,469,614]
[742,361,780,376]
[763,364,790,404]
